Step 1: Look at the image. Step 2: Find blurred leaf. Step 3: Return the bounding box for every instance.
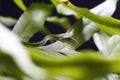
[12,3,53,42]
[47,16,71,30]
[0,52,24,80]
[28,47,119,80]
[0,23,47,80]
[0,75,17,80]
[39,41,77,55]
[27,46,67,58]
[13,0,26,11]
[0,16,17,26]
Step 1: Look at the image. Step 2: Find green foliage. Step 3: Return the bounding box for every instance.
[0,16,17,26]
[53,0,120,35]
[12,3,53,42]
[0,52,24,80]
[13,0,26,11]
[0,0,120,80]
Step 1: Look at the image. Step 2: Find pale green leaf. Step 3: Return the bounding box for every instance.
[0,76,17,80]
[0,16,17,26]
[12,3,53,42]
[39,41,77,55]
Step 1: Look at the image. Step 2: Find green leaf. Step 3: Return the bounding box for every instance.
[97,23,120,35]
[71,6,120,35]
[36,19,84,55]
[54,1,120,35]
[12,3,53,42]
[13,0,27,11]
[27,46,67,58]
[68,19,85,48]
[0,16,17,26]
[57,19,85,49]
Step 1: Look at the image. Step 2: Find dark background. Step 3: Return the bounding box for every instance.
[0,0,120,19]
[0,0,120,50]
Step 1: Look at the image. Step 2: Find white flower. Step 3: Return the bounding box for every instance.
[93,32,120,80]
[93,32,120,58]
[82,0,118,40]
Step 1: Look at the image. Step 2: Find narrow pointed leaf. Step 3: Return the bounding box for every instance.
[13,0,27,11]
